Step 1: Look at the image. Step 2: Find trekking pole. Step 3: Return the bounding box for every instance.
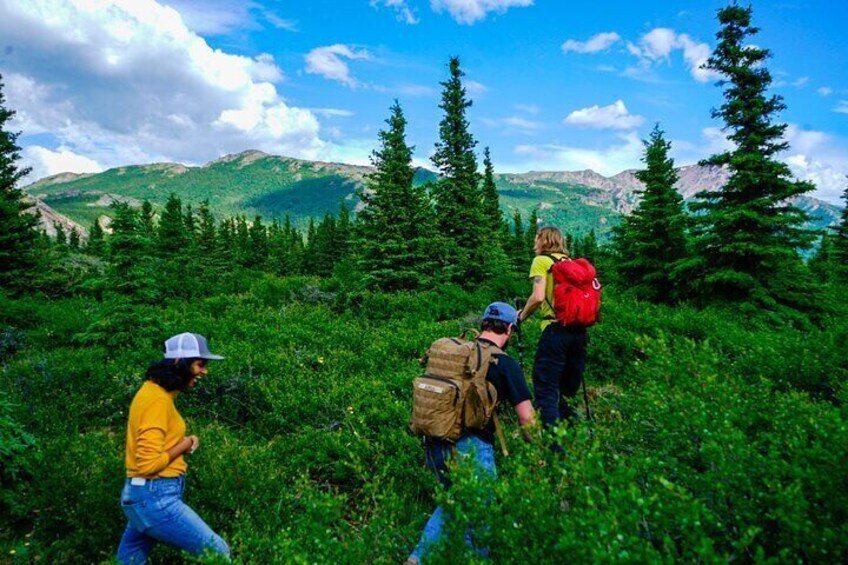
[581,377,593,422]
[512,297,527,373]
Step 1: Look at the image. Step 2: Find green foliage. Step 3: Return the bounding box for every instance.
[0,75,39,294]
[612,125,689,303]
[1,280,845,562]
[357,101,437,291]
[687,5,817,314]
[431,57,487,285]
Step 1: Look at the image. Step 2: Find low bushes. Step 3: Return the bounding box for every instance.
[0,280,845,562]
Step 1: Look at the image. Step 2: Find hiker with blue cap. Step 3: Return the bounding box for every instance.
[116,333,230,564]
[405,303,535,564]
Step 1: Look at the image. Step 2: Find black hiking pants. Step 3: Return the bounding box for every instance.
[532,324,587,427]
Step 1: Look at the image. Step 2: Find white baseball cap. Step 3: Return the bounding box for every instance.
[163,333,224,360]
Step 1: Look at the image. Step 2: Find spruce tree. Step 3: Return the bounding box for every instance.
[157,194,188,256]
[69,227,81,250]
[357,100,436,290]
[336,201,352,261]
[612,125,688,302]
[312,212,336,277]
[481,147,503,237]
[688,4,815,311]
[87,218,105,256]
[196,199,217,259]
[431,57,485,284]
[525,208,539,260]
[139,200,156,238]
[53,222,67,248]
[247,215,269,270]
[0,75,39,292]
[107,202,156,301]
[831,182,848,282]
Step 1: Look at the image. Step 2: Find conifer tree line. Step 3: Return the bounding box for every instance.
[1,4,847,318]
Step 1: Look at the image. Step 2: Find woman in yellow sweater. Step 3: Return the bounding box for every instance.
[116,333,230,564]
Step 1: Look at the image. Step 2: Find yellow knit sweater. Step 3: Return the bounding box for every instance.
[125,380,187,478]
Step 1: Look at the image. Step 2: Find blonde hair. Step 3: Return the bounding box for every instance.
[535,226,567,256]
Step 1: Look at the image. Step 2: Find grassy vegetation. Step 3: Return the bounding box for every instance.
[0,277,845,563]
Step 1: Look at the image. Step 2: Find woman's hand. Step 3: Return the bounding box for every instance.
[187,435,200,454]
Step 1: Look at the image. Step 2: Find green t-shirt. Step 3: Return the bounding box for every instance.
[528,253,567,330]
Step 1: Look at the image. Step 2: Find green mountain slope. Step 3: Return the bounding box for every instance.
[23,150,839,240]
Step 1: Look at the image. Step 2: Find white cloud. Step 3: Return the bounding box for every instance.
[792,76,809,88]
[304,44,372,88]
[371,0,419,24]
[163,0,298,35]
[564,100,644,130]
[430,0,533,25]
[818,87,833,96]
[834,101,848,114]
[515,103,540,114]
[681,125,848,205]
[0,0,325,182]
[21,146,104,180]
[626,28,719,83]
[511,132,643,176]
[465,79,488,95]
[309,108,355,118]
[481,115,544,134]
[561,32,620,54]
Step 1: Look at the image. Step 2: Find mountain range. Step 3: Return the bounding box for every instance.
[23,150,841,239]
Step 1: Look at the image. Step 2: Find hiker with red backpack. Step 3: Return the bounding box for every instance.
[518,227,601,430]
[405,302,535,565]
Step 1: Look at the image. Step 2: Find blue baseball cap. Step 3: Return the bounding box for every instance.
[482,302,518,325]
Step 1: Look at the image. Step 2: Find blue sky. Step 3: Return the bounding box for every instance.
[1,0,846,203]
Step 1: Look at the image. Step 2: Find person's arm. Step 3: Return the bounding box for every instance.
[520,276,547,323]
[514,399,535,427]
[135,401,194,476]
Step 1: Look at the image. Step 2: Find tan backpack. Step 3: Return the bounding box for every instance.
[410,335,509,455]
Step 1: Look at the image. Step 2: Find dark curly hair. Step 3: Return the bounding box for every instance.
[145,358,200,392]
[481,319,512,335]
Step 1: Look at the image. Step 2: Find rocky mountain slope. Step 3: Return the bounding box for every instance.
[23,150,841,238]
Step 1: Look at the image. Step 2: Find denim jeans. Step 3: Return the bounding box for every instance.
[532,324,587,427]
[116,476,230,564]
[410,435,496,564]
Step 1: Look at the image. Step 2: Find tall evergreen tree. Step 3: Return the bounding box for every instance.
[139,200,156,238]
[612,125,688,302]
[68,227,81,250]
[687,5,815,311]
[525,208,539,260]
[336,201,352,261]
[480,147,503,237]
[831,182,848,282]
[53,222,67,247]
[0,75,39,292]
[107,202,156,301]
[196,199,217,259]
[87,218,105,256]
[431,57,485,284]
[247,215,269,270]
[357,100,436,290]
[158,193,188,256]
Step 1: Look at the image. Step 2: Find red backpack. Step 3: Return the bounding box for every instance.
[545,255,602,327]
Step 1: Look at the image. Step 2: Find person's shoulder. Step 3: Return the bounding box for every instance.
[492,352,522,376]
[529,255,553,276]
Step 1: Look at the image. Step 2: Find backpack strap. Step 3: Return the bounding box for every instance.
[475,340,509,456]
[493,412,509,457]
[542,254,569,318]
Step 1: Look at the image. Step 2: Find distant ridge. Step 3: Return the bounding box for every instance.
[23,150,841,236]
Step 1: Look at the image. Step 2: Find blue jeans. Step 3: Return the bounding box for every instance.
[116,476,230,564]
[410,435,497,564]
[532,324,587,427]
